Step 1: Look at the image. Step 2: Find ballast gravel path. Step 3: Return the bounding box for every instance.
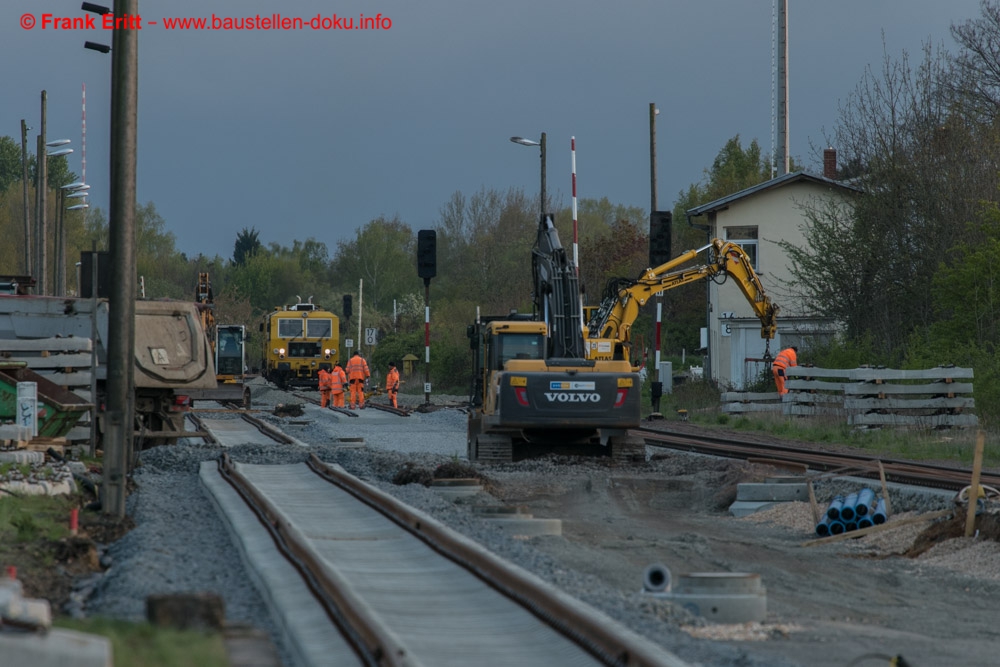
[83,384,999,667]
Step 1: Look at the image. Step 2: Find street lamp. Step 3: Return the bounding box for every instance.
[82,1,113,52]
[510,133,546,217]
[38,139,75,295]
[55,179,89,296]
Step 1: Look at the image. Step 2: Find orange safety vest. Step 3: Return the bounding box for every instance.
[387,367,400,391]
[346,355,370,382]
[330,367,347,393]
[772,348,798,370]
[317,369,332,391]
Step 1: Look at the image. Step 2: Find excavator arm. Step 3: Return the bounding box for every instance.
[195,272,217,355]
[532,214,587,360]
[587,239,779,360]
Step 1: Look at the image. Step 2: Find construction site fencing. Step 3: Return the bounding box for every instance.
[721,365,977,429]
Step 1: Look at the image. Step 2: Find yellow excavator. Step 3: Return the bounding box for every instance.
[584,238,779,365]
[467,215,642,462]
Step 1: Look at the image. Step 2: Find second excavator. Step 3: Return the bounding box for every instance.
[585,238,779,365]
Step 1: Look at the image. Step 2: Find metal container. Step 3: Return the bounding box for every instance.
[0,364,91,438]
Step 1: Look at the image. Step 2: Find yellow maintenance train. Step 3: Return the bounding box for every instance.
[260,297,340,389]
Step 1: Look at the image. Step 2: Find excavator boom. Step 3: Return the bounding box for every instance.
[586,238,779,362]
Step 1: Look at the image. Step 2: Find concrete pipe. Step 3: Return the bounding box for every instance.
[642,563,672,593]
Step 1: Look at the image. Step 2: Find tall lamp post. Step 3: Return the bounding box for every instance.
[20,120,32,276]
[61,182,91,296]
[510,133,546,217]
[41,140,75,295]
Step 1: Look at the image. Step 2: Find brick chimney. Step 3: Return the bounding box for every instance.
[823,147,837,179]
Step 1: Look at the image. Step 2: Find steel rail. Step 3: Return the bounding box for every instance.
[635,426,1000,491]
[293,390,411,417]
[305,453,681,667]
[216,453,405,667]
[238,412,296,445]
[292,391,360,417]
[184,413,217,445]
[365,403,410,417]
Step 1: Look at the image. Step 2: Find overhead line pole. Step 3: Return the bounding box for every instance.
[651,102,664,417]
[20,120,31,276]
[104,0,139,517]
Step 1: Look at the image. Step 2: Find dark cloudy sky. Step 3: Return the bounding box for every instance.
[2,0,986,259]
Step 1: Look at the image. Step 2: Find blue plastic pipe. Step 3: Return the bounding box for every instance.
[855,488,876,516]
[840,492,860,521]
[857,516,874,529]
[872,498,888,525]
[826,495,845,520]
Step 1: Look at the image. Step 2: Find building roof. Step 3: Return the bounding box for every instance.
[685,171,862,218]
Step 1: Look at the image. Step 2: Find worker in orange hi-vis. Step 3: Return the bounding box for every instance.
[317,367,333,408]
[386,361,401,409]
[771,346,798,395]
[330,362,348,408]
[345,351,371,409]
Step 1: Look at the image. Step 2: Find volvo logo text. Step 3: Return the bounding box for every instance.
[544,392,601,403]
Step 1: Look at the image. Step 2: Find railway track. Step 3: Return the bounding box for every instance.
[635,425,1000,492]
[291,391,412,417]
[199,414,686,667]
[188,403,298,446]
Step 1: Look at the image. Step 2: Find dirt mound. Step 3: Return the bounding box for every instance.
[392,463,434,486]
[906,512,1000,557]
[273,403,304,417]
[392,461,495,493]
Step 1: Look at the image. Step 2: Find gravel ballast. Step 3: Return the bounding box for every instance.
[82,384,1000,667]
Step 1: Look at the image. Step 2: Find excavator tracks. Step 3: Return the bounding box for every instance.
[471,434,514,462]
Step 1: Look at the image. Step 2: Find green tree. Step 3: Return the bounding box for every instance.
[436,187,536,313]
[667,136,775,352]
[784,32,1000,360]
[135,202,188,298]
[927,207,1000,349]
[331,216,417,314]
[233,227,261,267]
[0,136,22,193]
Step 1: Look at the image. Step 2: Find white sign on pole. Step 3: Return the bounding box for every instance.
[16,381,38,437]
[424,382,432,394]
[345,339,354,348]
[365,328,378,346]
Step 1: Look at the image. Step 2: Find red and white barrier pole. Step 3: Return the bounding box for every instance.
[81,83,87,184]
[571,137,579,270]
[70,507,79,537]
[572,137,586,334]
[654,301,662,375]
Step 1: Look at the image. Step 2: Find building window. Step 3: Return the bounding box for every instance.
[725,226,758,269]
